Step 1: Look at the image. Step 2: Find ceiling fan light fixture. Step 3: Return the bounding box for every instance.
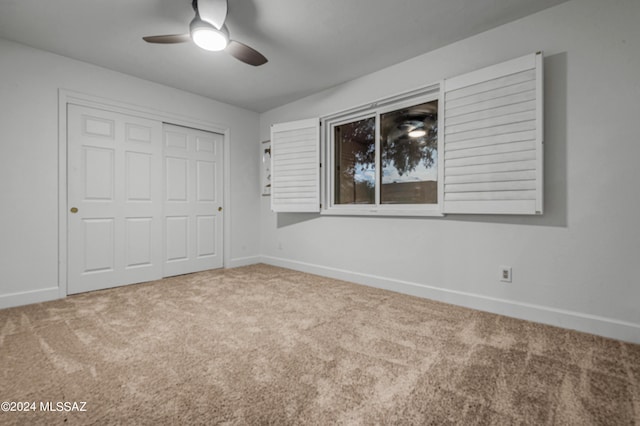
[144,0,267,66]
[190,17,228,51]
[408,129,427,138]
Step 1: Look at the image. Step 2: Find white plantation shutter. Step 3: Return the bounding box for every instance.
[270,118,320,212]
[443,52,543,214]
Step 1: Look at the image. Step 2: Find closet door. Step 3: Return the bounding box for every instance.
[67,104,163,294]
[163,124,224,277]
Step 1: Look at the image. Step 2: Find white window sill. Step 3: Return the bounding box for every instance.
[321,208,444,217]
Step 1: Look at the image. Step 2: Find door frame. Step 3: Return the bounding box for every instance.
[58,89,231,298]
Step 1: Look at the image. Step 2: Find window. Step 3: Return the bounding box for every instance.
[380,100,438,205]
[331,102,439,207]
[270,52,543,216]
[324,87,443,216]
[334,116,375,205]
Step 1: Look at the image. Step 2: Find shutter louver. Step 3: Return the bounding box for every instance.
[443,52,543,215]
[270,118,320,213]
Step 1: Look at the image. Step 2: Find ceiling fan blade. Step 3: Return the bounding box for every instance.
[196,0,227,30]
[226,40,268,66]
[142,34,191,44]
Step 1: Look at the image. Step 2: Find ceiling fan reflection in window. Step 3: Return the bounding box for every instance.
[143,0,267,66]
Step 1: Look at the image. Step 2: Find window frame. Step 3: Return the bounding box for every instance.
[321,84,444,217]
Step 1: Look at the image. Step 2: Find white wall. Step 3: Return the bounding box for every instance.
[0,38,261,308]
[259,0,640,343]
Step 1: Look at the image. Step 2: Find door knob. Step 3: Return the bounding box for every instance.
[70,207,78,213]
[218,207,223,212]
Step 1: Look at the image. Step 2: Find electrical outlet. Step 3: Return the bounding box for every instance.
[500,266,512,283]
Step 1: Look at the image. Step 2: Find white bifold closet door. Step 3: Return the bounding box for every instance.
[67,106,224,295]
[163,124,224,277]
[67,104,164,294]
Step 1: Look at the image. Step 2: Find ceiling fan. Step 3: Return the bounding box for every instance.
[143,0,268,66]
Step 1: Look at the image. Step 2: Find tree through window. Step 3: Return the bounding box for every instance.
[334,117,375,204]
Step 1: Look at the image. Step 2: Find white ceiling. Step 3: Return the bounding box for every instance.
[0,0,568,112]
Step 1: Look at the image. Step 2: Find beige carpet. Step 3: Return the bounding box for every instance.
[1,264,638,425]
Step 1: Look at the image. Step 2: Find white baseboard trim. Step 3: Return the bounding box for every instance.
[0,256,262,310]
[0,287,62,310]
[227,256,261,269]
[260,256,640,344]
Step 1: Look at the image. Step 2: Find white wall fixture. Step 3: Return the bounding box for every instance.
[500,266,512,283]
[261,140,271,196]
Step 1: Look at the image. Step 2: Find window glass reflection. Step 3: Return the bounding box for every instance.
[380,101,438,204]
[334,117,376,204]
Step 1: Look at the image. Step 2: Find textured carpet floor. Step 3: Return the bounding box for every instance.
[0,264,639,425]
